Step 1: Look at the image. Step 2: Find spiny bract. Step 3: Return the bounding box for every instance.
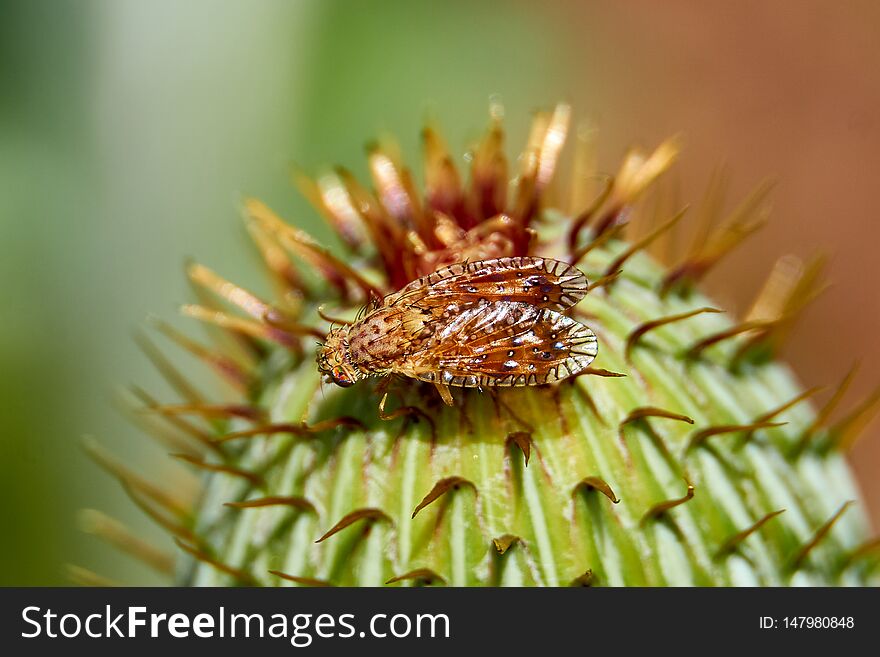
[86,103,880,587]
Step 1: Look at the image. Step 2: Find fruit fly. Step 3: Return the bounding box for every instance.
[316,256,597,406]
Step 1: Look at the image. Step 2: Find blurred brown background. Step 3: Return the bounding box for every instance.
[576,0,880,530]
[1,0,878,584]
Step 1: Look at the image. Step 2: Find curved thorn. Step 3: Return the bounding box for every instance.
[246,198,385,301]
[134,331,205,406]
[78,509,175,576]
[317,304,355,326]
[603,206,688,283]
[586,269,623,293]
[570,223,624,265]
[148,402,266,422]
[261,309,327,340]
[756,387,825,425]
[268,570,336,587]
[787,501,855,573]
[174,538,257,585]
[66,565,120,587]
[660,181,772,295]
[796,363,860,452]
[578,367,626,378]
[315,508,393,543]
[839,536,880,573]
[170,453,263,487]
[269,570,335,587]
[244,216,303,293]
[683,320,773,360]
[625,307,722,361]
[640,480,695,526]
[567,175,614,253]
[125,386,216,455]
[686,421,786,452]
[224,496,316,514]
[186,262,273,319]
[181,304,302,348]
[118,480,199,545]
[411,477,475,519]
[731,255,828,367]
[606,138,681,223]
[573,476,620,504]
[621,406,695,428]
[714,509,786,560]
[568,382,606,425]
[739,387,824,448]
[505,431,532,466]
[82,438,190,518]
[148,317,251,391]
[827,382,880,452]
[385,568,447,586]
[214,417,365,444]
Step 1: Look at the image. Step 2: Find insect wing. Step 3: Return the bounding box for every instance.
[409,301,598,387]
[391,257,589,311]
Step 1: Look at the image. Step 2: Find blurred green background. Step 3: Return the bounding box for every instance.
[2,0,879,585]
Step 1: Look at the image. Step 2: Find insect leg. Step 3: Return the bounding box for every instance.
[434,382,455,407]
[374,375,394,401]
[377,392,437,441]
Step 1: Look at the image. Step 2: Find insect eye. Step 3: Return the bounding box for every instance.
[331,367,354,388]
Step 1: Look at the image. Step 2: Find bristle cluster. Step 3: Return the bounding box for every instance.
[80,104,879,586]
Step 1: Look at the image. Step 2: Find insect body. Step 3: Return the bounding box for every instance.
[316,256,597,405]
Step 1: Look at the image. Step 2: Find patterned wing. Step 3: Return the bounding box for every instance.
[388,256,589,312]
[404,300,598,388]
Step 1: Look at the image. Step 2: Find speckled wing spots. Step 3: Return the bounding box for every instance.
[410,301,597,387]
[391,256,589,312]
